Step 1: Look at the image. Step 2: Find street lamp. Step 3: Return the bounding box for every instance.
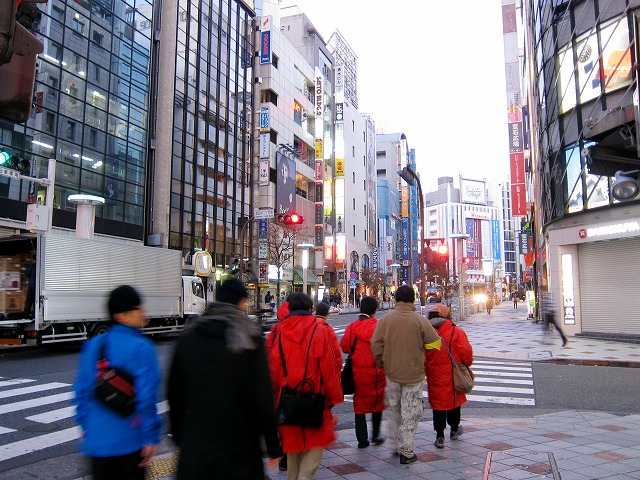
[297,242,314,296]
[398,166,426,307]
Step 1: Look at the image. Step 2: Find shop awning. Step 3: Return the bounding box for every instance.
[293,268,322,285]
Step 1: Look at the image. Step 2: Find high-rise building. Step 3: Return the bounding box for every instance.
[523,0,640,336]
[1,0,155,239]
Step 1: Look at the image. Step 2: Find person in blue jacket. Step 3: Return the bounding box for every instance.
[73,285,162,480]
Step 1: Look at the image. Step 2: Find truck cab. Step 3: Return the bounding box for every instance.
[182,275,206,318]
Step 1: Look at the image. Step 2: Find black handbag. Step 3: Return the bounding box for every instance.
[94,335,136,417]
[276,324,326,428]
[340,335,357,395]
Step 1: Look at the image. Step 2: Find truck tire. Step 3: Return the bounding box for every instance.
[90,323,110,337]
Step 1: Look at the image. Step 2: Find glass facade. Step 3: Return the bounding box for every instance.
[527,0,639,228]
[168,0,253,269]
[0,0,153,239]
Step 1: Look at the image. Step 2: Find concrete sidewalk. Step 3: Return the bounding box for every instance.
[141,301,640,479]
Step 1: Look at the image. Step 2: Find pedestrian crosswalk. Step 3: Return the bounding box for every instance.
[456,359,535,406]
[0,375,170,464]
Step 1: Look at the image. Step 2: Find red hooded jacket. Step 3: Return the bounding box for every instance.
[424,319,473,411]
[340,315,386,415]
[268,310,344,453]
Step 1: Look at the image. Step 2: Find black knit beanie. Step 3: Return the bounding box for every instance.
[108,285,142,318]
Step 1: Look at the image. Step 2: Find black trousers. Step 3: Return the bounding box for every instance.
[355,411,382,443]
[91,450,145,480]
[433,407,461,438]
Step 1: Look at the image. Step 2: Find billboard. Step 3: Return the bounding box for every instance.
[276,152,296,214]
[460,178,487,205]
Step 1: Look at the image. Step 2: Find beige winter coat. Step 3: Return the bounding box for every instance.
[370,302,441,384]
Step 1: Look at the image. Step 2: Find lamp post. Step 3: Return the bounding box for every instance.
[450,233,470,320]
[398,166,426,307]
[297,242,314,296]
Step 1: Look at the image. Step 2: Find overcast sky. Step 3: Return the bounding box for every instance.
[277,0,511,192]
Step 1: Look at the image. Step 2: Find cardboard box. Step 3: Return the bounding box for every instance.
[0,257,22,273]
[2,291,23,312]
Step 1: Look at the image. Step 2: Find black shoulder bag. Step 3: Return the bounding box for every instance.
[276,324,326,428]
[94,334,137,417]
[340,332,357,395]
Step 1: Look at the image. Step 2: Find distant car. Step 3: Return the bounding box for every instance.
[426,287,443,303]
[250,308,278,332]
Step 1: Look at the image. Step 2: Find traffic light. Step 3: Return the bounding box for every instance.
[0,0,45,123]
[0,149,29,172]
[462,256,471,265]
[276,212,304,225]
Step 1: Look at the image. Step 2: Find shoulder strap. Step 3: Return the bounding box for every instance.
[441,330,458,367]
[278,323,319,385]
[350,327,357,354]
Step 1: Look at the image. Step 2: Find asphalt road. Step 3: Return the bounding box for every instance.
[1,313,640,478]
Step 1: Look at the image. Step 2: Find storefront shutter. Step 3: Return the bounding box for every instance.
[578,237,640,335]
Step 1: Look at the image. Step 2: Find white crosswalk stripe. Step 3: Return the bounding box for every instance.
[423,359,536,406]
[0,377,169,463]
[467,359,535,406]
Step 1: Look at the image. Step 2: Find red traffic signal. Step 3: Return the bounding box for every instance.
[462,256,471,265]
[277,213,304,225]
[437,244,449,256]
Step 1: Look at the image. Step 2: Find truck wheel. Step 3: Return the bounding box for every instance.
[90,323,110,337]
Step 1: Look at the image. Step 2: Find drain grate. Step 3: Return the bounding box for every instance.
[483,450,561,479]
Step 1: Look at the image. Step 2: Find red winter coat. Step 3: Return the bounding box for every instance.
[340,315,386,415]
[316,316,343,373]
[424,319,473,411]
[268,311,344,454]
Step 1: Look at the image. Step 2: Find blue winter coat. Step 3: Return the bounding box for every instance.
[73,324,162,457]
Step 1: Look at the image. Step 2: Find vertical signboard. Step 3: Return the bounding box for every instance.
[276,152,296,214]
[502,1,527,216]
[260,16,271,64]
[259,107,269,133]
[315,66,324,249]
[492,219,501,261]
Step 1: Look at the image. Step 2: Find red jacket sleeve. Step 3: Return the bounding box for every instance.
[315,327,344,407]
[454,327,473,367]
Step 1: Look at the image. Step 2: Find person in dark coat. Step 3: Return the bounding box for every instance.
[23,254,36,318]
[167,278,282,480]
[340,296,386,448]
[424,304,473,449]
[315,301,342,372]
[268,293,343,480]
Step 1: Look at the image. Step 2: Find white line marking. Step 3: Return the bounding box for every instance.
[0,426,81,461]
[473,360,531,366]
[0,392,73,415]
[471,370,532,378]
[0,383,70,400]
[473,378,533,385]
[27,401,169,424]
[26,406,76,424]
[0,379,37,388]
[472,385,534,395]
[0,427,15,435]
[467,394,535,406]
[470,365,532,372]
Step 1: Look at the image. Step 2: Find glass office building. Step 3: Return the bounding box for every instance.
[525,0,640,336]
[0,0,153,240]
[149,0,255,285]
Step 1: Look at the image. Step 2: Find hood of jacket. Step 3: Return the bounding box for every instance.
[278,310,317,345]
[191,302,262,353]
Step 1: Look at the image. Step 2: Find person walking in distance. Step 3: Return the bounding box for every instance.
[340,296,386,449]
[370,285,441,464]
[512,290,519,309]
[268,293,343,480]
[424,304,473,449]
[541,291,568,347]
[73,285,162,480]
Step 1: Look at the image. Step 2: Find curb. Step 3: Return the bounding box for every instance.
[536,358,640,368]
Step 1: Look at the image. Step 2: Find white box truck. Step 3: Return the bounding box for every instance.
[0,233,206,346]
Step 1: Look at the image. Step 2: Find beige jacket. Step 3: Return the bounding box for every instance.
[370,302,441,384]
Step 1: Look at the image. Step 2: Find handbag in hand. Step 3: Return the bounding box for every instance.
[94,335,137,417]
[340,334,357,395]
[441,330,475,394]
[276,324,326,428]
